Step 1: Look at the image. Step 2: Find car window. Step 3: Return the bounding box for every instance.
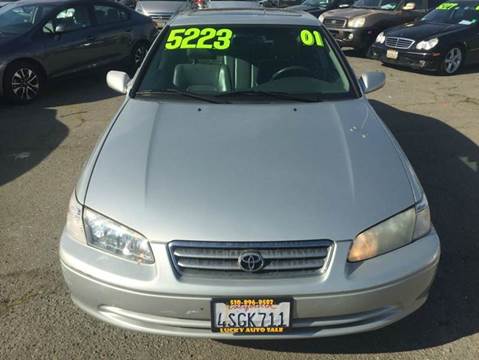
[94,5,129,25]
[43,6,91,33]
[138,25,354,101]
[353,0,401,10]
[302,0,332,7]
[422,2,479,24]
[0,4,54,35]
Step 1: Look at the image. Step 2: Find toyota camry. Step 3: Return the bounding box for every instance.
[59,9,440,338]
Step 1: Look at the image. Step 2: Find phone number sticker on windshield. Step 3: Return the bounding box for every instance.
[300,29,324,47]
[165,28,233,50]
[436,2,458,10]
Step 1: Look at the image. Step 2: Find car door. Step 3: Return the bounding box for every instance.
[90,3,133,65]
[40,5,97,77]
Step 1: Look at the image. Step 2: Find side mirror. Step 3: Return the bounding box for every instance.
[54,24,66,34]
[106,70,131,94]
[402,2,416,10]
[359,71,385,94]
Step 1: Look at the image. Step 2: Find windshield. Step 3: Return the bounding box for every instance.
[137,25,353,102]
[302,0,332,7]
[352,0,400,10]
[422,2,479,25]
[0,4,53,35]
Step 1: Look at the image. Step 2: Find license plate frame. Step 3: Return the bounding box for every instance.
[211,297,292,335]
[387,49,399,60]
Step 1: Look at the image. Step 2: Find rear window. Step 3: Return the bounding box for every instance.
[94,5,129,24]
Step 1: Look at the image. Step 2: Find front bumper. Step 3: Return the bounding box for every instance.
[325,27,378,50]
[60,230,440,338]
[369,44,442,72]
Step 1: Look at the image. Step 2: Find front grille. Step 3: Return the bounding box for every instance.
[323,18,347,28]
[148,12,172,21]
[385,37,415,50]
[168,240,333,279]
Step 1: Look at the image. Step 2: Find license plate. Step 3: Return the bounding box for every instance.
[211,298,291,335]
[387,49,399,59]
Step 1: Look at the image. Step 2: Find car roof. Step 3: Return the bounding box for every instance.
[171,9,321,27]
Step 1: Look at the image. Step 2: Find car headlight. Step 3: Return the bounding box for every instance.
[416,38,439,50]
[375,32,386,44]
[348,196,431,262]
[319,14,325,23]
[83,208,155,264]
[348,17,366,28]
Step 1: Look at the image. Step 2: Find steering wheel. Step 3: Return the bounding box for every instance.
[271,66,313,80]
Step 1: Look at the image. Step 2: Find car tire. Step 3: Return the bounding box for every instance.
[357,44,373,58]
[131,42,149,70]
[440,46,464,75]
[3,61,44,104]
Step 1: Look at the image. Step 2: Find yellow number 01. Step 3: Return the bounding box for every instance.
[300,30,324,47]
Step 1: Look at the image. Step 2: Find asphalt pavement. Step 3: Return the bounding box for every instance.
[0,57,478,360]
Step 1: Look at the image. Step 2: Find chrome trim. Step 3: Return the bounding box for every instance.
[323,18,347,28]
[168,240,334,279]
[385,37,415,50]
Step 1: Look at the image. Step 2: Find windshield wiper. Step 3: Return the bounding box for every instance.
[215,90,321,103]
[136,89,226,104]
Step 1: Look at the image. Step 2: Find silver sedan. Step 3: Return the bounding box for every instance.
[59,9,440,338]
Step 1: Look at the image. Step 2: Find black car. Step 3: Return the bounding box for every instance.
[370,1,479,74]
[320,0,437,55]
[0,0,156,103]
[287,0,355,17]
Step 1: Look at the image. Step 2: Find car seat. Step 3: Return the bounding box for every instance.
[173,49,232,93]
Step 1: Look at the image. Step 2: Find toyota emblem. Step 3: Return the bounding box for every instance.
[238,252,265,272]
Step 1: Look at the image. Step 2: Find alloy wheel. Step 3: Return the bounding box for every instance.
[11,67,40,101]
[444,48,462,74]
[134,45,147,67]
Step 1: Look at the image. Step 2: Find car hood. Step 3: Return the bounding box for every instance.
[85,98,414,243]
[386,21,466,40]
[208,1,261,8]
[323,7,393,19]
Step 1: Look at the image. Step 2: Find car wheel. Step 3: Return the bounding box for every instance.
[3,61,44,104]
[357,44,373,58]
[131,42,148,69]
[440,46,463,75]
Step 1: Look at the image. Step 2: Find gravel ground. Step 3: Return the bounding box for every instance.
[0,57,478,360]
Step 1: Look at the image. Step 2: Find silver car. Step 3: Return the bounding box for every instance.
[135,0,187,27]
[60,9,440,338]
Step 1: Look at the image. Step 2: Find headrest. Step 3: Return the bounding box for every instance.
[187,48,218,60]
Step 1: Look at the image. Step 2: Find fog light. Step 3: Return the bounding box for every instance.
[419,60,426,67]
[348,33,354,40]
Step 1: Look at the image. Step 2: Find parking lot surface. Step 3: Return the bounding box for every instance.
[1,57,478,360]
